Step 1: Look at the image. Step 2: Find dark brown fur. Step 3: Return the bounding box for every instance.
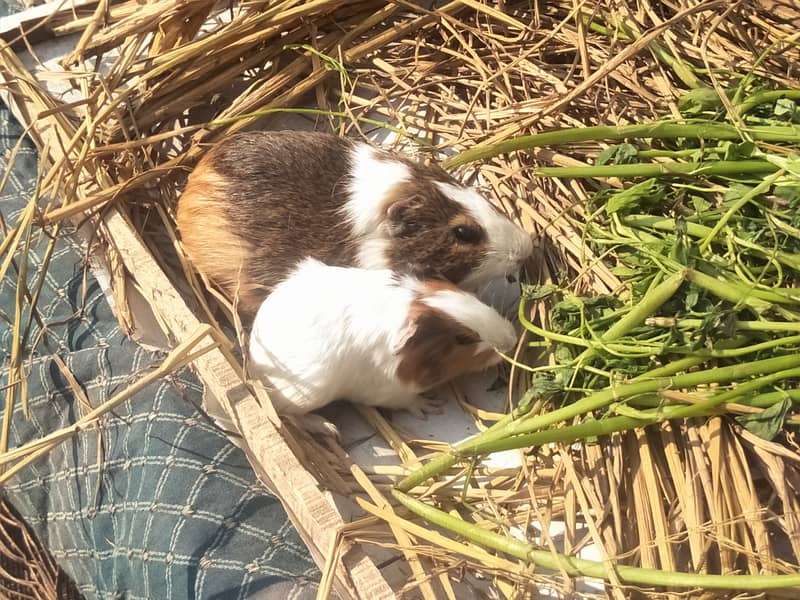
[178,131,359,315]
[396,300,495,390]
[381,178,487,284]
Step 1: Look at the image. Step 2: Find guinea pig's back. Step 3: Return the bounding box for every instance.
[249,259,415,410]
[177,131,359,315]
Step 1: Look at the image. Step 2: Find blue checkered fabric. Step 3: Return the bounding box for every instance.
[0,99,319,597]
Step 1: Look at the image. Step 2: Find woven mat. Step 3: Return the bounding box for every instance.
[0,98,320,598]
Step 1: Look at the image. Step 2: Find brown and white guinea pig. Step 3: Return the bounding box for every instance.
[176,130,533,318]
[247,259,518,416]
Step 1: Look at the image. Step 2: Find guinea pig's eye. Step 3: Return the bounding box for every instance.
[452,225,483,244]
[454,333,476,345]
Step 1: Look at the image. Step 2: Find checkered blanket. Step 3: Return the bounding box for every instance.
[0,98,319,598]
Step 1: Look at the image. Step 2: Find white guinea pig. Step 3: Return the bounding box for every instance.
[177,130,533,318]
[248,259,518,416]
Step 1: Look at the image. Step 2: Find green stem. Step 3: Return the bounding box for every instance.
[536,160,778,179]
[623,215,800,272]
[685,268,772,313]
[396,353,800,491]
[738,389,800,408]
[683,335,800,358]
[737,90,800,115]
[573,270,685,364]
[501,354,800,440]
[444,122,800,168]
[468,404,706,455]
[392,490,800,590]
[696,367,800,404]
[699,170,784,252]
[637,147,726,158]
[646,317,800,333]
[634,355,707,378]
[474,365,800,455]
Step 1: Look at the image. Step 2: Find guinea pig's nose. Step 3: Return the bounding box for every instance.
[511,250,528,268]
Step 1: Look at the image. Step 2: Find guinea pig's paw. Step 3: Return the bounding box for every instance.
[300,414,341,442]
[403,394,447,419]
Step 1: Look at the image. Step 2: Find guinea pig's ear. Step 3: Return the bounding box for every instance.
[395,303,480,388]
[385,197,423,237]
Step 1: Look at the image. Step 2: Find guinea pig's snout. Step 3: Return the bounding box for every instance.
[511,234,534,267]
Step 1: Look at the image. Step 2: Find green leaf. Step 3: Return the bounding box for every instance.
[766,152,800,177]
[670,219,690,266]
[678,87,722,115]
[723,183,756,205]
[606,178,665,214]
[530,370,571,394]
[774,97,798,119]
[723,141,756,160]
[691,195,711,212]
[596,143,639,166]
[735,397,791,441]
[775,184,800,204]
[554,345,574,364]
[521,283,559,301]
[611,265,638,277]
[684,285,700,311]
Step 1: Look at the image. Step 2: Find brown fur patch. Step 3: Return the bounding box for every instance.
[381,179,487,285]
[396,301,495,390]
[176,131,360,317]
[417,278,461,294]
[176,164,266,315]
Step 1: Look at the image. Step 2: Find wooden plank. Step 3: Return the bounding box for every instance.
[106,211,393,600]
[0,0,101,47]
[0,11,395,599]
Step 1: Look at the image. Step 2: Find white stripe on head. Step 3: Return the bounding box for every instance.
[342,143,411,269]
[421,288,518,354]
[435,182,533,288]
[344,144,411,236]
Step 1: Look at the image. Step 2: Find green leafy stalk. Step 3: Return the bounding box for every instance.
[699,170,784,252]
[496,354,800,440]
[685,269,772,313]
[696,367,800,405]
[444,122,800,168]
[472,366,800,455]
[634,355,708,378]
[392,490,800,590]
[739,389,800,408]
[681,335,800,358]
[466,405,702,455]
[397,353,800,492]
[646,317,800,333]
[737,90,800,115]
[570,270,685,364]
[536,160,778,179]
[623,215,800,271]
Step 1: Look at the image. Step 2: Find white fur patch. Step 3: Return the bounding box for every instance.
[343,143,411,269]
[248,259,426,414]
[436,182,533,288]
[421,289,518,354]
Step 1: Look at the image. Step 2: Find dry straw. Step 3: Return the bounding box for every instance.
[0,0,799,597]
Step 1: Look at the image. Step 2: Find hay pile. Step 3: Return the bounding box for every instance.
[1,0,800,597]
